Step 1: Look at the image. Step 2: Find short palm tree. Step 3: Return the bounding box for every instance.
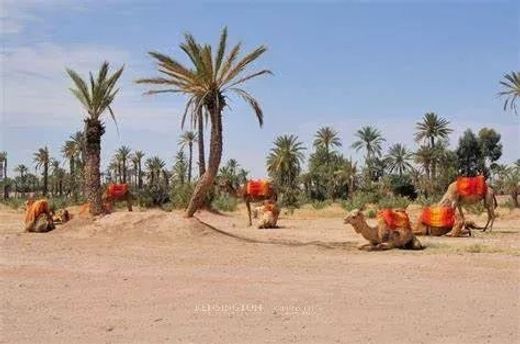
[415,113,452,178]
[267,134,306,188]
[15,164,28,179]
[351,126,385,180]
[67,62,124,215]
[131,151,145,189]
[313,127,342,155]
[146,156,166,186]
[33,146,50,196]
[116,145,131,183]
[499,71,520,114]
[137,27,271,217]
[178,131,197,183]
[386,143,413,176]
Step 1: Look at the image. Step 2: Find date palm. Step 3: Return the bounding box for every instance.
[67,62,124,215]
[386,143,413,176]
[146,156,166,186]
[14,164,28,179]
[415,113,452,178]
[178,131,197,182]
[137,27,271,217]
[0,152,7,180]
[33,146,50,196]
[267,134,306,187]
[351,126,385,180]
[131,151,145,189]
[313,126,342,155]
[499,71,520,114]
[116,145,131,184]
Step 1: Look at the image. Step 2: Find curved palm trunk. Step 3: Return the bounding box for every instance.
[84,119,104,215]
[186,109,222,217]
[197,112,206,178]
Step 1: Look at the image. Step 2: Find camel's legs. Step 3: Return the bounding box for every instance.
[485,205,495,232]
[374,243,394,251]
[246,199,252,226]
[357,243,378,251]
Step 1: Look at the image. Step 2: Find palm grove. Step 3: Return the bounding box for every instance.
[0,31,519,212]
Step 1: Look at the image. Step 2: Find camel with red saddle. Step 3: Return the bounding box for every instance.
[24,199,55,233]
[344,208,423,251]
[102,183,133,213]
[239,180,278,226]
[438,176,497,231]
[411,206,482,237]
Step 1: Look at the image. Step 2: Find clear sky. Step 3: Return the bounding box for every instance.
[1,0,519,178]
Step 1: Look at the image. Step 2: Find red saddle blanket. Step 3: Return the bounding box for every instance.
[421,206,455,228]
[456,176,487,198]
[107,183,129,199]
[246,180,270,197]
[377,209,411,230]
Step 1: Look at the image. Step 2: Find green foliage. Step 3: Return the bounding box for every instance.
[340,191,380,211]
[48,197,69,212]
[212,194,238,212]
[365,209,377,218]
[311,200,332,210]
[170,183,194,209]
[377,195,411,209]
[456,129,485,176]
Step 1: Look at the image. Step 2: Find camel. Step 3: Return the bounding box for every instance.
[257,200,280,229]
[411,208,483,237]
[24,199,55,233]
[102,183,133,213]
[52,208,71,224]
[438,176,497,231]
[343,209,423,251]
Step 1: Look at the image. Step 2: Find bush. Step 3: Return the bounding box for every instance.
[171,183,194,209]
[311,200,332,210]
[212,194,238,212]
[136,184,170,208]
[365,209,377,218]
[340,191,380,211]
[377,195,410,209]
[48,197,69,212]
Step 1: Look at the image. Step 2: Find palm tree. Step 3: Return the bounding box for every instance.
[414,145,434,178]
[178,131,197,183]
[415,113,452,178]
[351,126,385,180]
[14,164,28,179]
[267,134,306,187]
[115,145,131,183]
[33,146,50,196]
[386,143,413,176]
[173,151,188,185]
[131,151,145,189]
[67,62,124,215]
[0,152,7,180]
[313,127,341,155]
[499,71,520,114]
[146,156,166,186]
[137,27,271,217]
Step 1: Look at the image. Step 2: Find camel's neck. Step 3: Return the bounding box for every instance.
[353,219,379,243]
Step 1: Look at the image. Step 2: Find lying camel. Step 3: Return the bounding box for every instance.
[439,176,497,231]
[52,208,71,224]
[257,200,280,229]
[103,183,133,213]
[343,209,423,251]
[24,199,55,233]
[411,206,483,237]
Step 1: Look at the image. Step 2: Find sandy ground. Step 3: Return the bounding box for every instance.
[1,203,519,344]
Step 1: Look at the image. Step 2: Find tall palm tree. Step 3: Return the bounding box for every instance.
[67,62,124,215]
[351,126,385,180]
[197,112,206,178]
[137,27,271,217]
[313,126,342,155]
[415,113,452,178]
[266,134,306,187]
[146,156,166,186]
[178,131,197,183]
[115,145,131,184]
[386,143,413,176]
[33,146,50,196]
[131,151,145,189]
[499,71,520,114]
[0,152,7,180]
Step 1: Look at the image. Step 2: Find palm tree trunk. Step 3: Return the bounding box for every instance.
[84,119,104,215]
[186,108,222,217]
[138,163,143,189]
[122,160,127,184]
[197,111,206,178]
[43,164,48,196]
[188,142,193,183]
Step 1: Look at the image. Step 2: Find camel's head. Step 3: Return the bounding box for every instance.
[343,208,364,225]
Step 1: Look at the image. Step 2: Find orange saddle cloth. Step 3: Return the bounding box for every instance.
[456,176,487,198]
[107,183,129,199]
[421,206,455,228]
[377,209,411,230]
[246,180,270,197]
[25,199,50,224]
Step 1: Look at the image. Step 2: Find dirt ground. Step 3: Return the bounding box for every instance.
[1,203,519,344]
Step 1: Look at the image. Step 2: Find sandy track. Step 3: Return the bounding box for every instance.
[1,206,519,343]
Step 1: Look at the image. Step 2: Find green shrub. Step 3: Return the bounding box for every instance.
[340,192,380,211]
[48,197,69,212]
[377,195,410,209]
[311,200,332,210]
[171,183,194,209]
[365,209,377,218]
[212,194,238,212]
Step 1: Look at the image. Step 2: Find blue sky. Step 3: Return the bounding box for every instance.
[1,0,519,178]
